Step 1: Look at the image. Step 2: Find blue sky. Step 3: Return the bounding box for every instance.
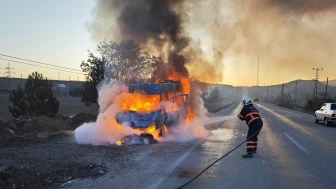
[0,0,95,80]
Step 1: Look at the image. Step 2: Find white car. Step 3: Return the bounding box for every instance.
[315,103,336,126]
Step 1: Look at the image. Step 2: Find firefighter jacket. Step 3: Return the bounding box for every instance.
[238,104,261,126]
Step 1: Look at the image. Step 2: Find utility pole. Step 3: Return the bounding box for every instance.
[256,57,259,86]
[312,68,323,101]
[281,83,285,105]
[325,77,329,102]
[266,86,269,102]
[4,63,15,90]
[294,81,300,107]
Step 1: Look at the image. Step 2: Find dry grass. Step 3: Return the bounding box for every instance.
[0,93,98,121]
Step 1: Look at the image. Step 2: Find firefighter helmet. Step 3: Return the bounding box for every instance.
[242,97,253,105]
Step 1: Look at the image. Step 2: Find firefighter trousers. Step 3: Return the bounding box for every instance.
[246,119,263,153]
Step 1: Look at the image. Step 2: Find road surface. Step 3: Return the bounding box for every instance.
[68,102,336,189]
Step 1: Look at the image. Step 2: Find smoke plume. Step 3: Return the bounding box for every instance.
[88,0,336,85]
[184,0,336,85]
[88,0,224,83]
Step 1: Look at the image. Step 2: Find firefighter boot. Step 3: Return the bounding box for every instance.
[242,152,253,158]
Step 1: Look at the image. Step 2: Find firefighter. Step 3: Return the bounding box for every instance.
[238,97,263,158]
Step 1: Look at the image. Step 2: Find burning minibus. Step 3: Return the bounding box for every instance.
[116,81,189,137]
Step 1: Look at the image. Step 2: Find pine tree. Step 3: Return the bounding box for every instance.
[9,72,59,118]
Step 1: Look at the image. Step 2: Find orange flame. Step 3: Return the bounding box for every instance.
[133,125,160,139]
[117,71,196,140]
[168,71,194,124]
[116,140,123,145]
[120,93,161,112]
[168,72,190,94]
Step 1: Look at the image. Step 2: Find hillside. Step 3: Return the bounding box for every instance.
[248,79,336,107]
[322,79,336,87]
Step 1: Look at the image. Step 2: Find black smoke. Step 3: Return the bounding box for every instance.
[117,0,187,47]
[92,0,190,78]
[168,53,189,78]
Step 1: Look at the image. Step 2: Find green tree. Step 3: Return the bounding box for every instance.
[9,72,59,118]
[97,40,160,83]
[80,52,106,106]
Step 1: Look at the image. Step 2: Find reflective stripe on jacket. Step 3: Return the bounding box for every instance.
[238,104,261,126]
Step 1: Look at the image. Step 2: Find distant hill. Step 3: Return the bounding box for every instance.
[248,79,336,107]
[322,79,336,87]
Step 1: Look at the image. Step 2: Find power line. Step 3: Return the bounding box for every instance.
[0,53,82,72]
[0,57,84,75]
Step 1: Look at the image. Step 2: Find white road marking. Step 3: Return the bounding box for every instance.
[276,110,302,117]
[283,133,309,155]
[266,117,272,122]
[147,140,203,189]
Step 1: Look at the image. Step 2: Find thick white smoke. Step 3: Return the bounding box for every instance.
[74,79,211,145]
[75,80,139,145]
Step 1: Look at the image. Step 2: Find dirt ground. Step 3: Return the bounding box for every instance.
[0,133,134,189]
[0,93,98,121]
[0,92,237,189]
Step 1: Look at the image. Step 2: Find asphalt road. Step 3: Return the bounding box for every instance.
[68,102,336,189]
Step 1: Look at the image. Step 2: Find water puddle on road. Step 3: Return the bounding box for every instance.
[199,128,236,172]
[203,128,234,146]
